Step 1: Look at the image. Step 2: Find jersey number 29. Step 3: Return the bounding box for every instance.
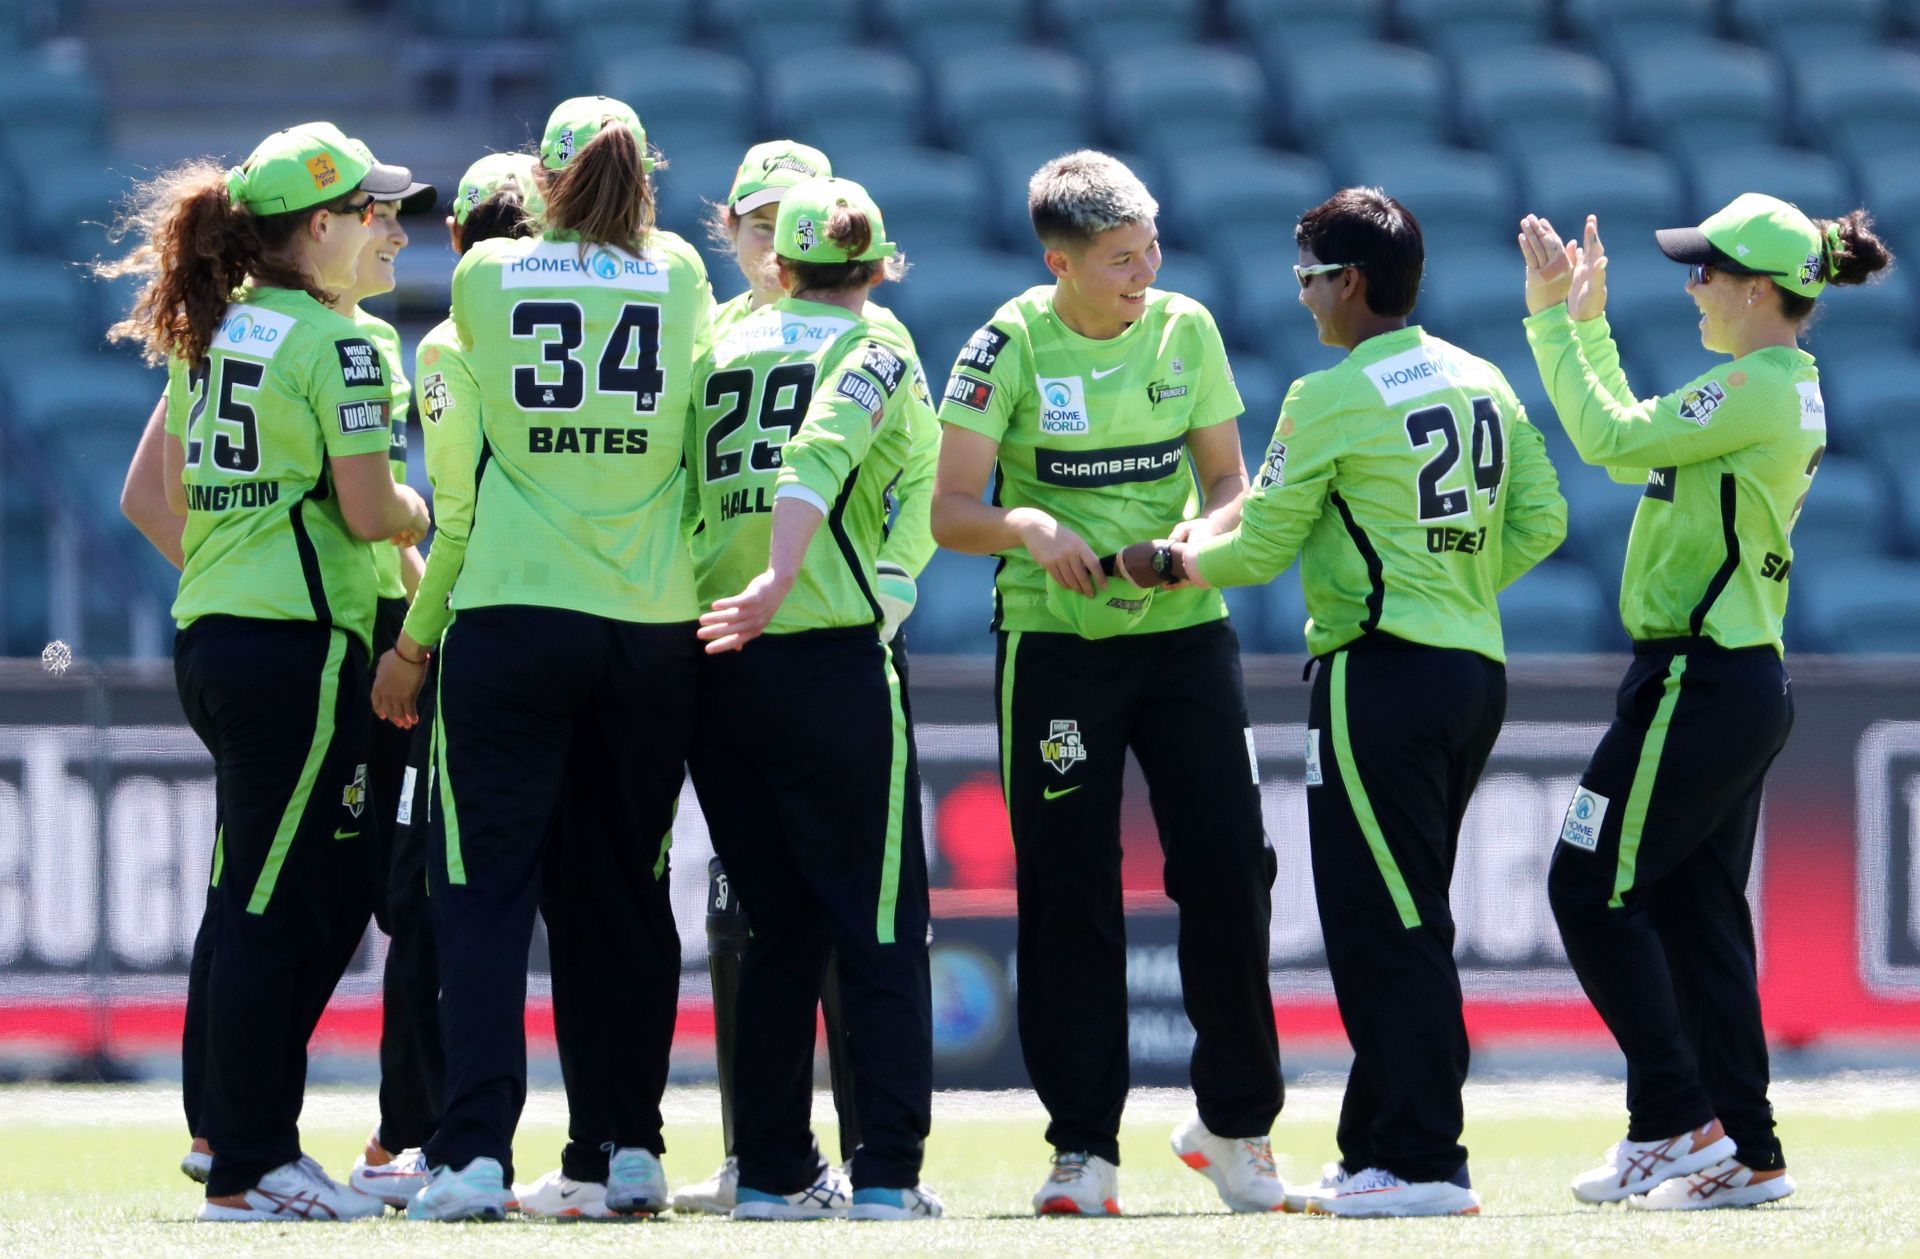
[1405,396,1504,521]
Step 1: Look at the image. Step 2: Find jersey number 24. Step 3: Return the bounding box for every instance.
[1406,396,1504,521]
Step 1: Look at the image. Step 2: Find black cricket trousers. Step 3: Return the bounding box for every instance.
[1549,639,1792,1171]
[995,619,1282,1166]
[423,605,697,1183]
[176,616,377,1197]
[1306,635,1504,1185]
[688,626,931,1194]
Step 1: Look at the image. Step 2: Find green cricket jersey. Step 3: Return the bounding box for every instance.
[399,318,478,647]
[1525,306,1824,653]
[354,309,411,600]
[435,229,713,625]
[936,286,1242,635]
[687,297,923,632]
[709,290,938,577]
[166,286,394,651]
[1197,326,1567,661]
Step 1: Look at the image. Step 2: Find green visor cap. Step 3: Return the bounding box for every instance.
[454,152,546,225]
[1045,573,1156,640]
[226,121,418,216]
[728,140,833,215]
[1655,192,1829,298]
[540,95,653,173]
[774,177,897,262]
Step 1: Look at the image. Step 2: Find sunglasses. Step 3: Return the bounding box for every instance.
[1689,263,1712,285]
[328,196,377,225]
[1294,261,1359,288]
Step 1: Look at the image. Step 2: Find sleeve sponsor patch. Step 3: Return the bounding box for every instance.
[944,373,995,413]
[836,371,884,419]
[862,342,906,394]
[1676,380,1725,426]
[420,371,453,425]
[336,338,386,388]
[910,360,931,405]
[337,398,390,435]
[1259,438,1287,488]
[958,324,1010,373]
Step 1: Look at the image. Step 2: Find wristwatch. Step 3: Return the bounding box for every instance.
[1150,544,1181,586]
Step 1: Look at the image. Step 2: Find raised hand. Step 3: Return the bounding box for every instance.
[1519,214,1576,315]
[1567,215,1609,322]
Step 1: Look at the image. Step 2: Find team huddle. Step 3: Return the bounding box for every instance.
[103,93,1893,1223]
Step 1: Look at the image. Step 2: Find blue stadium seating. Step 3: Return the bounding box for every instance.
[1685,145,1856,224]
[1162,146,1333,264]
[1229,0,1389,83]
[1792,51,1920,170]
[1615,41,1785,159]
[1498,560,1616,653]
[1338,145,1513,246]
[596,47,755,158]
[1561,0,1718,72]
[933,46,1096,169]
[886,246,1043,375]
[1727,0,1889,55]
[1795,556,1920,651]
[1103,46,1270,166]
[1454,46,1618,160]
[8,354,161,438]
[908,549,1001,652]
[767,50,928,153]
[1865,425,1920,552]
[648,147,746,268]
[1045,0,1206,64]
[1516,147,1685,260]
[709,0,862,68]
[1395,0,1553,60]
[1792,455,1894,563]
[1258,571,1312,654]
[877,0,1032,67]
[834,148,991,253]
[1155,250,1228,328]
[0,259,99,363]
[1284,42,1448,156]
[980,147,1160,250]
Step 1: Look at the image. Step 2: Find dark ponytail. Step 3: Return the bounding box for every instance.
[460,185,536,252]
[784,205,909,294]
[1819,208,1894,287]
[542,122,656,251]
[97,158,334,365]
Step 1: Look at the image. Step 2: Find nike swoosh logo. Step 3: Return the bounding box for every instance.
[1043,786,1082,800]
[333,827,360,840]
[1090,365,1124,380]
[559,1186,579,1199]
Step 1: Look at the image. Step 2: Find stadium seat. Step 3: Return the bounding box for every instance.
[1515,147,1685,262]
[1045,0,1206,65]
[1228,0,1390,83]
[1394,0,1552,60]
[1498,560,1616,654]
[1230,353,1289,440]
[1258,571,1312,654]
[1419,242,1527,348]
[1684,145,1856,226]
[1561,0,1717,73]
[542,0,697,37]
[833,148,992,252]
[1335,145,1514,247]
[885,247,1043,376]
[1556,469,1639,579]
[1858,164,1920,264]
[1284,42,1448,157]
[907,549,1001,653]
[877,0,1031,66]
[1791,51,1920,169]
[1615,41,1784,159]
[934,46,1095,167]
[1865,425,1920,552]
[766,50,927,153]
[1794,556,1920,652]
[1454,46,1619,159]
[1102,47,1271,166]
[595,47,754,159]
[1802,272,1918,357]
[1220,585,1270,649]
[1,504,51,658]
[1155,251,1228,328]
[1817,365,1920,458]
[1613,311,1724,402]
[0,259,97,363]
[1161,146,1333,264]
[0,46,108,141]
[708,0,862,67]
[1793,454,1894,562]
[649,148,748,261]
[1727,0,1887,56]
[9,354,163,438]
[404,0,529,35]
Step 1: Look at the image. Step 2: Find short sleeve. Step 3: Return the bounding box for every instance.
[936,316,1025,443]
[308,326,399,459]
[1185,304,1245,430]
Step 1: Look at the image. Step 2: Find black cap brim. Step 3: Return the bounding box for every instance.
[1654,225,1777,275]
[374,182,438,215]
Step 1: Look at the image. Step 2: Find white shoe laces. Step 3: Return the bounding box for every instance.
[1344,1167,1407,1193]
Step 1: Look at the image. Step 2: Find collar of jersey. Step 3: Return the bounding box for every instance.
[1044,290,1148,351]
[1345,324,1425,363]
[775,295,866,320]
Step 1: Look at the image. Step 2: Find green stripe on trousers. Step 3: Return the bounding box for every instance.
[875,643,909,945]
[434,625,466,884]
[247,629,347,914]
[1610,654,1688,909]
[1330,651,1422,930]
[998,630,1021,811]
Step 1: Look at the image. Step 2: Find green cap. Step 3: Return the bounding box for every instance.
[225,121,417,216]
[1045,573,1156,640]
[774,177,897,262]
[454,152,546,225]
[540,95,653,173]
[727,140,833,215]
[1655,192,1831,298]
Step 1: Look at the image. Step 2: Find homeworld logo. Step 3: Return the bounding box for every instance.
[1040,719,1088,776]
[1035,375,1089,434]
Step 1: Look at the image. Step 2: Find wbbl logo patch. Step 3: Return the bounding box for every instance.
[1260,438,1288,488]
[1040,719,1087,776]
[1677,380,1725,426]
[420,371,452,424]
[342,763,368,818]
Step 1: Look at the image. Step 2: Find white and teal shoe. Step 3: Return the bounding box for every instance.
[849,1183,944,1220]
[605,1147,669,1216]
[405,1157,514,1221]
[731,1162,850,1220]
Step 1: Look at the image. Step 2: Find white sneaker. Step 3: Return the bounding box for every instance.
[196,1157,384,1222]
[1629,1157,1796,1210]
[349,1147,429,1208]
[731,1162,850,1220]
[605,1146,669,1216]
[1031,1151,1121,1216]
[180,1144,212,1184]
[670,1156,738,1215]
[1303,1165,1481,1217]
[1284,1162,1349,1213]
[849,1183,945,1220]
[406,1157,515,1221]
[1571,1120,1736,1204]
[513,1167,612,1219]
[1170,1114,1288,1213]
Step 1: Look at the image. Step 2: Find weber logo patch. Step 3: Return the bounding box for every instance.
[862,342,905,394]
[944,373,995,413]
[420,371,452,424]
[337,399,390,435]
[1677,380,1725,426]
[836,371,884,418]
[1560,786,1609,852]
[959,324,1009,373]
[336,339,385,388]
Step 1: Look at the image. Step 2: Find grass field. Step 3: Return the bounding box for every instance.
[4,1076,1917,1257]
